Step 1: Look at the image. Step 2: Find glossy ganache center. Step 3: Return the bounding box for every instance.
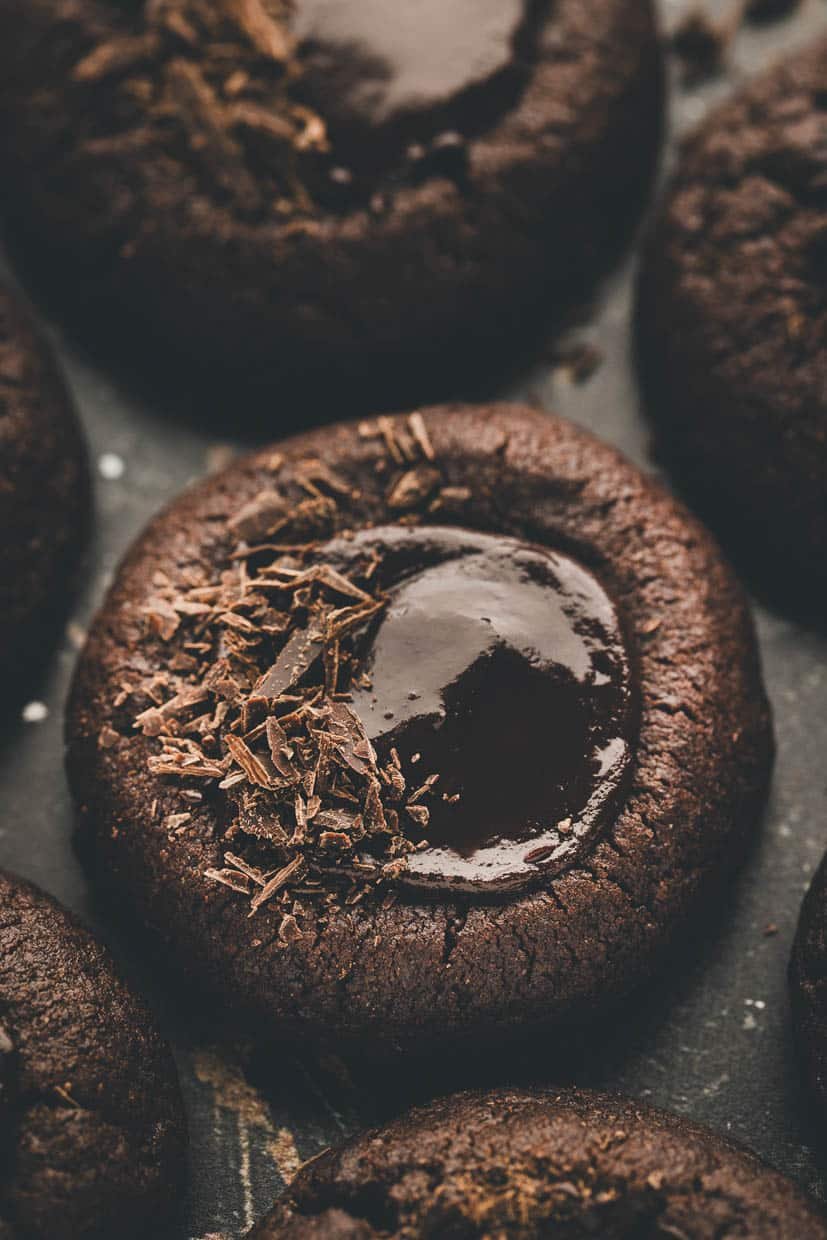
[328,526,637,896]
[289,0,541,159]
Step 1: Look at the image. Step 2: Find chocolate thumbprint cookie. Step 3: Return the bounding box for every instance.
[249,1088,827,1238]
[0,0,661,400]
[0,870,186,1239]
[67,405,772,1053]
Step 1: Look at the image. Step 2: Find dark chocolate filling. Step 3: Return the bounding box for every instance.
[326,526,637,896]
[290,0,545,166]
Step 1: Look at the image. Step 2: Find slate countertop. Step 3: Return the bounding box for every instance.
[1,1,826,1235]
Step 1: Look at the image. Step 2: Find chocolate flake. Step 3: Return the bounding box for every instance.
[387,467,441,511]
[228,488,287,541]
[164,57,263,209]
[73,33,160,83]
[136,419,477,915]
[164,812,193,832]
[225,733,276,787]
[98,725,121,750]
[407,411,436,461]
[225,0,294,62]
[250,855,307,914]
[278,913,303,945]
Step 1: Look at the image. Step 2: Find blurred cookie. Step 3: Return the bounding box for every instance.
[0,869,186,1238]
[250,1087,827,1238]
[0,0,661,400]
[0,285,89,681]
[638,40,827,609]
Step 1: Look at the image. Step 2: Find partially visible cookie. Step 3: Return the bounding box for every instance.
[637,40,827,608]
[791,852,827,1122]
[249,1087,827,1238]
[0,284,89,678]
[0,869,186,1239]
[0,0,662,400]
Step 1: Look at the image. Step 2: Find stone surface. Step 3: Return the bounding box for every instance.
[1,0,826,1234]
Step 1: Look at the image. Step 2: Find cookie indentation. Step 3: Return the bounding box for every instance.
[332,526,636,895]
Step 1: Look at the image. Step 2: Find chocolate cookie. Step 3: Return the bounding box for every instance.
[0,0,662,401]
[0,868,186,1238]
[637,40,827,608]
[250,1088,827,1238]
[790,852,827,1122]
[67,404,772,1054]
[0,285,89,682]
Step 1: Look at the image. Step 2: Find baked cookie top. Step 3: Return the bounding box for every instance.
[68,404,771,1052]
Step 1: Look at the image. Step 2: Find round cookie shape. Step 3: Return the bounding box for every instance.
[0,0,662,398]
[790,852,827,1122]
[249,1088,827,1238]
[67,404,772,1054]
[0,869,186,1239]
[637,40,827,608]
[0,285,89,679]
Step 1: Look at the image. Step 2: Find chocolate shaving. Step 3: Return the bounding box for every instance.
[143,597,181,641]
[523,844,555,864]
[387,467,441,511]
[223,0,294,61]
[164,57,263,209]
[250,855,307,913]
[222,852,268,885]
[278,913,303,945]
[205,867,253,894]
[255,623,324,699]
[407,412,436,461]
[405,803,430,829]
[98,725,121,750]
[327,701,375,775]
[225,733,275,787]
[73,33,160,83]
[228,488,287,541]
[164,812,193,832]
[133,420,477,915]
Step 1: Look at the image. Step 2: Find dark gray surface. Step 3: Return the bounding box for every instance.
[2,1,827,1235]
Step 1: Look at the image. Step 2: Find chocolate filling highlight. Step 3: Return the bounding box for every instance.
[291,0,545,164]
[330,526,636,895]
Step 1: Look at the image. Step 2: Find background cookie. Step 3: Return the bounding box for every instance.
[250,1087,827,1238]
[67,404,772,1056]
[637,39,827,610]
[0,284,89,686]
[790,852,827,1123]
[0,868,186,1239]
[0,0,662,402]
